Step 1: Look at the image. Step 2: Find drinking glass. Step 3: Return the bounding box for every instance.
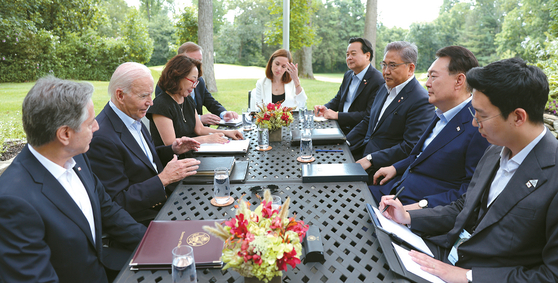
[298,105,307,125]
[172,245,197,283]
[300,128,313,161]
[213,167,231,204]
[257,126,269,150]
[272,195,282,211]
[242,108,252,130]
[305,109,314,129]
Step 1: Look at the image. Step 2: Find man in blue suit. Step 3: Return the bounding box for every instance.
[370,46,490,209]
[0,77,146,282]
[380,58,558,283]
[155,42,238,125]
[314,37,385,135]
[347,41,434,181]
[87,62,201,223]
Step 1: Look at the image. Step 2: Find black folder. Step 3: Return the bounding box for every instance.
[301,163,368,183]
[182,160,248,184]
[290,128,346,145]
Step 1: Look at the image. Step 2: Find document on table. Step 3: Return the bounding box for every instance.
[392,243,444,283]
[196,139,250,153]
[371,206,433,257]
[218,117,242,127]
[313,116,327,122]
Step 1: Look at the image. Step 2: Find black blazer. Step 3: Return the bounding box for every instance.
[410,131,558,282]
[155,77,226,116]
[0,147,146,282]
[324,65,384,135]
[347,77,434,170]
[87,103,175,219]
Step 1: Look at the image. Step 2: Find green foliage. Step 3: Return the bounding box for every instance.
[97,0,133,37]
[265,0,319,51]
[123,9,154,64]
[147,12,177,66]
[551,0,558,36]
[0,114,26,156]
[405,22,443,72]
[534,38,558,112]
[375,24,408,67]
[175,6,198,46]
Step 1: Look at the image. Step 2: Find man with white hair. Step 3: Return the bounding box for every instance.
[87,62,201,223]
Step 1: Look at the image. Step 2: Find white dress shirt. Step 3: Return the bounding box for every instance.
[488,127,547,206]
[343,64,371,113]
[373,75,415,131]
[29,145,96,243]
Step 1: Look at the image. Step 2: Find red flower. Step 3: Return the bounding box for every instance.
[281,112,289,122]
[261,200,273,218]
[226,213,249,238]
[270,216,282,229]
[267,103,276,111]
[263,113,271,121]
[276,247,300,271]
[286,219,309,241]
[252,254,263,265]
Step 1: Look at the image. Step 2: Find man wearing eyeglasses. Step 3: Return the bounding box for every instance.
[87,62,201,223]
[155,42,238,125]
[314,37,385,135]
[347,41,434,182]
[368,46,490,210]
[379,58,558,283]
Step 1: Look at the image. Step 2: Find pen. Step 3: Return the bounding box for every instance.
[315,149,343,152]
[381,186,405,213]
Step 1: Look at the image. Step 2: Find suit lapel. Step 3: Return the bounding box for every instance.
[412,104,471,165]
[366,86,388,138]
[339,71,353,105]
[351,67,373,104]
[20,148,97,249]
[473,132,555,234]
[141,123,164,172]
[105,104,158,174]
[373,79,417,133]
[73,159,102,252]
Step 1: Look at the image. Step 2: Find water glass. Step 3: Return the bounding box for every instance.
[172,245,197,283]
[304,110,314,129]
[272,195,282,211]
[300,128,313,161]
[298,106,307,124]
[242,108,252,130]
[213,167,231,204]
[257,126,269,150]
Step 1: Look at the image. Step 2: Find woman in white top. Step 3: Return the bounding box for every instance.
[250,49,307,109]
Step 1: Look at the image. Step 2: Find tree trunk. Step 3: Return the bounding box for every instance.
[364,0,377,68]
[299,46,314,79]
[198,0,217,92]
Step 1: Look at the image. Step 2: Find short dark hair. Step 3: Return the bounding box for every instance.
[348,37,373,61]
[265,49,293,83]
[467,58,549,124]
[158,54,202,95]
[436,46,478,92]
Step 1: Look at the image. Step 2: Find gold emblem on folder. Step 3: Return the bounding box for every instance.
[187,232,211,246]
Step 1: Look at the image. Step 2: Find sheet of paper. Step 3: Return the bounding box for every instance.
[372,206,433,257]
[392,243,445,283]
[196,139,250,153]
[313,116,327,122]
[219,117,242,126]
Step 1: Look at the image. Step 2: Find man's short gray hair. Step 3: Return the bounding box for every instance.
[385,41,418,65]
[108,62,152,98]
[22,76,93,147]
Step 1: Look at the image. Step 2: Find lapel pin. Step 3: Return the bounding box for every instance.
[529,179,538,188]
[456,126,461,131]
[398,100,401,103]
[78,167,82,171]
[401,97,404,100]
[526,182,532,188]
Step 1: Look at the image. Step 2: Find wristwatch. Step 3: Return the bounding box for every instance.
[418,199,428,209]
[466,270,473,282]
[365,154,373,164]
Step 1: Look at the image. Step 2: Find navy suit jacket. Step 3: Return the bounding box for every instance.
[409,131,558,282]
[347,77,434,170]
[0,147,146,283]
[155,77,226,116]
[369,101,490,207]
[324,65,384,134]
[87,103,175,219]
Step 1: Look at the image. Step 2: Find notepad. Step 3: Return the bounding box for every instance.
[218,117,242,127]
[195,139,250,154]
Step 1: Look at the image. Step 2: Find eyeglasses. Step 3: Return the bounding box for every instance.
[468,106,501,126]
[185,77,199,88]
[249,184,279,195]
[380,62,410,70]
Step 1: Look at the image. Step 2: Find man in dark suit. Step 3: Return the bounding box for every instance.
[87,62,201,222]
[347,41,434,180]
[155,42,238,125]
[380,58,558,282]
[314,37,385,135]
[0,77,146,282]
[369,46,490,209]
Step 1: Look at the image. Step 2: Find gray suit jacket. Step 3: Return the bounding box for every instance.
[409,130,558,282]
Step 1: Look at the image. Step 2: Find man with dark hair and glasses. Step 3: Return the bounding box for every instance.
[379,58,558,282]
[314,37,385,135]
[369,46,490,210]
[347,41,434,181]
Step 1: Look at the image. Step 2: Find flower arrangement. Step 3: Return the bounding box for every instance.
[254,103,294,132]
[203,190,309,282]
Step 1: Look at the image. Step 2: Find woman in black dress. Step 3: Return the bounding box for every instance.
[148,54,243,147]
